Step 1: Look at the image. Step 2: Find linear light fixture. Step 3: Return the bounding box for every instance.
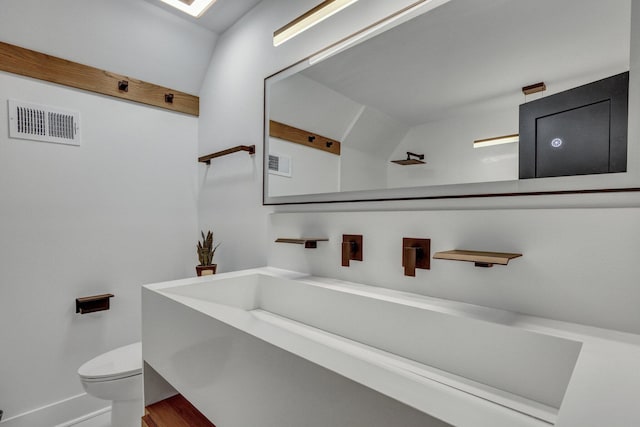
[274,0,359,47]
[473,134,519,148]
[158,0,217,17]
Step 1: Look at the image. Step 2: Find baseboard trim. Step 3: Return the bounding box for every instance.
[0,393,108,427]
[55,407,111,427]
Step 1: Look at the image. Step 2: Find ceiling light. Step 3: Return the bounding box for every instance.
[158,0,217,17]
[274,0,360,47]
[473,134,519,148]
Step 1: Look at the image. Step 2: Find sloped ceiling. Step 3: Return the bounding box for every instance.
[302,0,631,126]
[143,0,263,34]
[0,0,260,95]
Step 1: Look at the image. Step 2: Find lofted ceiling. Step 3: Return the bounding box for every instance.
[143,0,263,34]
[301,0,631,127]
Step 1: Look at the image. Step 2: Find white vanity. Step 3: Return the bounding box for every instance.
[142,268,640,427]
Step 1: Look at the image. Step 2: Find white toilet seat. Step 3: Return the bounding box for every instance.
[78,342,142,382]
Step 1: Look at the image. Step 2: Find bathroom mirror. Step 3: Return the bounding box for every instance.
[264,0,636,204]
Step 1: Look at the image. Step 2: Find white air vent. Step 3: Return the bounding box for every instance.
[268,153,292,177]
[8,100,80,146]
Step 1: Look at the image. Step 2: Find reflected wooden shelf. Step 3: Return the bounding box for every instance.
[275,238,329,249]
[433,250,522,268]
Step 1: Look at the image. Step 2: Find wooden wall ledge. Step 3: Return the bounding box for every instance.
[0,41,199,116]
[433,250,522,268]
[275,238,329,248]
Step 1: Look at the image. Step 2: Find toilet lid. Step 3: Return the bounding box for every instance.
[78,342,142,381]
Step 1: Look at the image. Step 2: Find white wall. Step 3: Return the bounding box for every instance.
[198,0,429,273]
[0,73,199,423]
[341,106,409,192]
[199,0,640,335]
[268,208,640,334]
[268,137,340,196]
[0,0,217,95]
[388,107,518,188]
[269,73,361,141]
[340,146,387,192]
[0,0,207,422]
[267,73,356,197]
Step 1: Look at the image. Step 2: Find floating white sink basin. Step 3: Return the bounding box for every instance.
[158,273,582,420]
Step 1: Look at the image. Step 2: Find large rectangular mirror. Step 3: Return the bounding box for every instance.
[264,0,637,205]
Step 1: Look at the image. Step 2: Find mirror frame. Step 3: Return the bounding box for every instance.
[263,0,640,205]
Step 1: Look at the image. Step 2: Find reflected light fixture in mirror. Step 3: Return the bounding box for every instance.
[473,81,547,149]
[274,0,359,47]
[474,134,519,148]
[473,81,547,148]
[308,0,447,65]
[158,0,217,17]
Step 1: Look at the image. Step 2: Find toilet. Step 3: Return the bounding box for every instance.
[78,342,143,427]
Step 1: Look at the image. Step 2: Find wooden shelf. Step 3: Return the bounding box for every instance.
[433,250,522,268]
[275,238,329,249]
[198,145,255,165]
[142,394,215,427]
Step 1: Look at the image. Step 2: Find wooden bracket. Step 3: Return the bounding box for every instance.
[198,145,256,165]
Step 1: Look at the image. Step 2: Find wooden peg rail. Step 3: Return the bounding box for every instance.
[0,41,199,116]
[198,145,256,165]
[269,120,341,155]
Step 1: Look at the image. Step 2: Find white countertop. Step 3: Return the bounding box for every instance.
[144,267,640,427]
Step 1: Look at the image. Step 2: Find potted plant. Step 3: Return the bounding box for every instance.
[196,230,220,276]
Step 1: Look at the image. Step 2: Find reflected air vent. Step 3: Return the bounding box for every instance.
[268,153,291,177]
[8,100,80,146]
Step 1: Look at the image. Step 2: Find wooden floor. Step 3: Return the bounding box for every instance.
[142,394,216,427]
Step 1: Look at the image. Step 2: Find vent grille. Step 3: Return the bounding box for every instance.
[268,153,291,177]
[268,154,279,171]
[9,100,80,146]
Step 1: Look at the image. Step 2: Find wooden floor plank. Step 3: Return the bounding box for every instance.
[143,394,215,427]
